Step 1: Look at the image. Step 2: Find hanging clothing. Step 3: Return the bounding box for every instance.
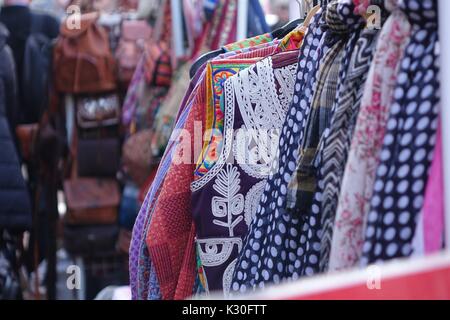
[312,10,380,272]
[281,0,368,279]
[230,6,331,294]
[194,29,306,180]
[142,40,292,300]
[191,50,299,295]
[130,68,205,300]
[328,0,411,272]
[286,0,357,215]
[0,23,32,231]
[361,0,440,265]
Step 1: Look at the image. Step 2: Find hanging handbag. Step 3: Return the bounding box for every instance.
[76,94,120,130]
[143,41,173,88]
[77,138,120,177]
[122,129,156,187]
[115,20,152,85]
[75,94,121,177]
[53,12,117,94]
[63,178,120,225]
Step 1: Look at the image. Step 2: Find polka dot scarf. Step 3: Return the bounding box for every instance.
[361,0,440,265]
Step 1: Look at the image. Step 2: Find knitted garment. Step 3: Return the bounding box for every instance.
[328,0,411,272]
[145,91,202,300]
[132,93,195,300]
[230,6,331,294]
[130,64,206,300]
[361,0,440,265]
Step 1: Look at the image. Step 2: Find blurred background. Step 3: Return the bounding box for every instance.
[0,0,302,300]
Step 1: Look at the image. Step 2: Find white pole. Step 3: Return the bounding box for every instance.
[171,0,185,58]
[438,0,450,251]
[237,0,249,41]
[290,0,303,21]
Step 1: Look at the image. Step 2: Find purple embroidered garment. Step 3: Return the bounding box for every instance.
[190,50,299,295]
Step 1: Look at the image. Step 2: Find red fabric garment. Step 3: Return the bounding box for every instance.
[146,82,204,300]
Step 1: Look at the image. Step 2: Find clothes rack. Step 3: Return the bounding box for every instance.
[171,0,185,58]
[290,0,304,20]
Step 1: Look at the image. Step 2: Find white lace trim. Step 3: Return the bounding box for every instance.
[191,58,297,190]
[232,58,298,179]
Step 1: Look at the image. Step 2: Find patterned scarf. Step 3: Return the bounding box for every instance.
[361,0,440,265]
[283,0,368,278]
[286,0,353,215]
[315,6,382,272]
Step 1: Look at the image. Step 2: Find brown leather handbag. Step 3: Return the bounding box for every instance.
[64,178,120,225]
[122,129,156,187]
[76,94,120,129]
[53,12,117,94]
[115,20,152,85]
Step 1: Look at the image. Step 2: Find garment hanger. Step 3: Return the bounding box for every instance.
[189,48,224,79]
[271,18,303,39]
[272,0,320,39]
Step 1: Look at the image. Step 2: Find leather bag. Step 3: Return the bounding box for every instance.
[53,12,117,94]
[64,178,120,225]
[115,20,152,85]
